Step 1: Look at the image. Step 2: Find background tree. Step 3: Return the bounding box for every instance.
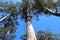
[21,30,60,40]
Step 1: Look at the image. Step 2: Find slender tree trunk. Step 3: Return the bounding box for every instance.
[26,9,37,40]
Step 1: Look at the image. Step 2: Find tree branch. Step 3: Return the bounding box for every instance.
[44,7,54,13]
[44,7,60,17]
[0,13,10,22]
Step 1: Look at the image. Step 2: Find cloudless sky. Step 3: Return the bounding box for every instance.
[15,15,60,40]
[0,0,60,40]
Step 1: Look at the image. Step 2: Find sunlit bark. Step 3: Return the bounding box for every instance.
[26,21,37,40]
[0,14,10,21]
[26,9,37,40]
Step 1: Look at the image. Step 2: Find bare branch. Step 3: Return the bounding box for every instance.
[0,13,10,22]
[6,30,10,36]
[44,7,60,17]
[0,16,7,21]
[44,7,54,13]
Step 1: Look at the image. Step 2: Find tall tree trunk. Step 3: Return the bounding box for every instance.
[26,20,37,40]
[26,9,37,40]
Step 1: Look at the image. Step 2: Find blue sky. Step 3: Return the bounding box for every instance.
[0,0,60,40]
[15,15,60,40]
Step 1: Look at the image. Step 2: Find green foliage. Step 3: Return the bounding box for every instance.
[0,0,60,40]
[0,0,59,21]
[21,30,60,40]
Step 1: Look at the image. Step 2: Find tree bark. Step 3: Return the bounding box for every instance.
[26,21,37,40]
[26,9,37,40]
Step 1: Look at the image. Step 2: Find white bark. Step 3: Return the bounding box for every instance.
[0,14,10,22]
[0,16,7,21]
[26,21,37,40]
[44,7,54,13]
